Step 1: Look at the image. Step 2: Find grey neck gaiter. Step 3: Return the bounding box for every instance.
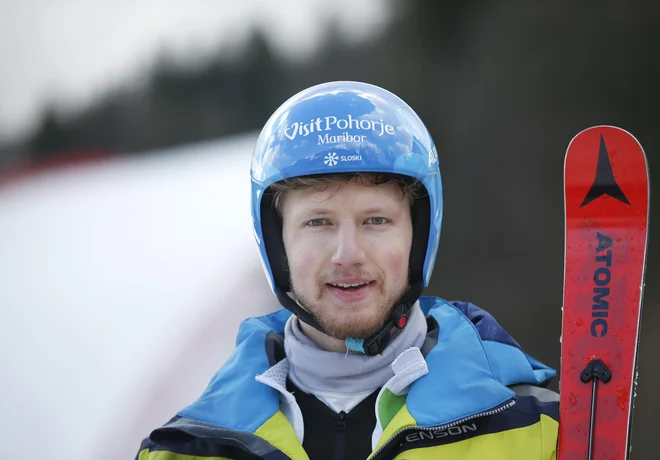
[284,301,427,395]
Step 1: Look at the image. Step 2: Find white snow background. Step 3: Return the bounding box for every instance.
[0,133,278,459]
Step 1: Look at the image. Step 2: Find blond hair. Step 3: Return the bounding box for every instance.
[269,172,423,215]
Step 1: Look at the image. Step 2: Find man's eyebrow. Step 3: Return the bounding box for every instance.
[361,206,392,215]
[299,208,333,217]
[299,206,394,217]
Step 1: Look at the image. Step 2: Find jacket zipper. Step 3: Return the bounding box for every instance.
[333,411,347,460]
[369,398,516,460]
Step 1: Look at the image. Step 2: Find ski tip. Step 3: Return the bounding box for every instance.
[565,125,646,155]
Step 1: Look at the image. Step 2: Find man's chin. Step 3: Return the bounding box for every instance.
[318,312,386,340]
[295,293,393,338]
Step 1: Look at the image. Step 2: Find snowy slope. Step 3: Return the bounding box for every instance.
[0,134,279,460]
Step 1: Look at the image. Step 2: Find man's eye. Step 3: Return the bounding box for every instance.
[306,219,327,227]
[367,217,389,225]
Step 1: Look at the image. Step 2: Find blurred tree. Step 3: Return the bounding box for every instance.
[28,106,72,156]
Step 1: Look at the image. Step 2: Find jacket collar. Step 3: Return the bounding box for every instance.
[176,298,555,433]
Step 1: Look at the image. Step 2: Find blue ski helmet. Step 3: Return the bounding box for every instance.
[250,81,442,350]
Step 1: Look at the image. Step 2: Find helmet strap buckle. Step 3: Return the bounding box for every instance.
[363,302,411,356]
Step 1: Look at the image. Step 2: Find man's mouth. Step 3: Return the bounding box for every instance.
[327,281,374,291]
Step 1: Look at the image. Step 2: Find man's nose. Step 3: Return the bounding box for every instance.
[331,224,366,267]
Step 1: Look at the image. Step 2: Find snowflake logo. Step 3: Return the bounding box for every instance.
[324,152,338,166]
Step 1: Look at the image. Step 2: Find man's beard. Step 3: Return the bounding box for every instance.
[291,270,410,339]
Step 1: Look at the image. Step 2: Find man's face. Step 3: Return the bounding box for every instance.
[281,179,413,339]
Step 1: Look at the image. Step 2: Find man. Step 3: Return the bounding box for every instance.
[136,81,559,459]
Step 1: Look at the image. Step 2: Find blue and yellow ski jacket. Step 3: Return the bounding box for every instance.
[137,297,559,459]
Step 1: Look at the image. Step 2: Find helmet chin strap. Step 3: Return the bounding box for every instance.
[275,280,424,356]
[275,288,325,333]
[360,280,423,356]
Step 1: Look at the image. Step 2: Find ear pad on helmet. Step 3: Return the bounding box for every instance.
[408,188,431,285]
[260,188,291,291]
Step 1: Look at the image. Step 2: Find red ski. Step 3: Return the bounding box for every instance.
[559,126,649,459]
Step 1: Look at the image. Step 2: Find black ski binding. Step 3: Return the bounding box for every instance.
[580,358,612,384]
